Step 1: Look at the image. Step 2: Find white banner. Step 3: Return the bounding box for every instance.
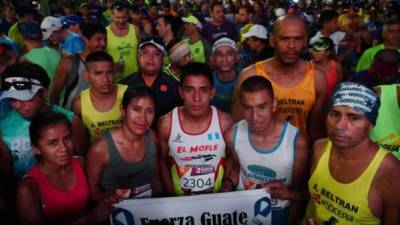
[110,189,272,225]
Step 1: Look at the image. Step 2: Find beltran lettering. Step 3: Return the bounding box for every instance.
[97,119,122,127]
[201,211,247,225]
[320,188,359,213]
[141,216,194,225]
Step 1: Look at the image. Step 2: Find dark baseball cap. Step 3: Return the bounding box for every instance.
[65,1,75,8]
[20,20,42,40]
[61,15,82,28]
[112,0,130,10]
[15,3,36,17]
[139,37,166,54]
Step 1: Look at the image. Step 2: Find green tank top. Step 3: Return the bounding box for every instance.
[101,131,157,198]
[106,24,138,81]
[304,141,387,225]
[369,84,400,158]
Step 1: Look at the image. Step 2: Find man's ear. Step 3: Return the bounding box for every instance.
[84,69,89,82]
[210,87,216,100]
[178,86,184,99]
[39,88,49,101]
[367,123,374,132]
[269,35,275,47]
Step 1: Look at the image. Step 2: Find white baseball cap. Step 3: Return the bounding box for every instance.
[242,24,268,39]
[212,37,236,54]
[0,77,43,101]
[40,16,62,40]
[274,8,286,17]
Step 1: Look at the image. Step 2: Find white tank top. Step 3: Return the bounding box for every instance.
[234,120,298,210]
[168,106,226,194]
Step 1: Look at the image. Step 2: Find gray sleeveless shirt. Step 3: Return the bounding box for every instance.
[101,131,157,198]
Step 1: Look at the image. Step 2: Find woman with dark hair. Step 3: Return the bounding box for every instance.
[87,85,163,202]
[16,111,117,225]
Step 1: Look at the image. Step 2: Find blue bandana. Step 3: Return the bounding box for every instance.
[330,82,380,125]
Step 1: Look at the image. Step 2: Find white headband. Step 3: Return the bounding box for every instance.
[169,41,190,63]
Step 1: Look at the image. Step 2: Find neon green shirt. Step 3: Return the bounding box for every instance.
[186,38,206,63]
[370,84,400,158]
[106,24,138,81]
[356,44,400,71]
[8,23,25,51]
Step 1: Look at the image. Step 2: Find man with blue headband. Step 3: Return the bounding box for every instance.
[303,82,400,225]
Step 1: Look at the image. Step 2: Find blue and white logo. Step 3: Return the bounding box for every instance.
[252,197,272,225]
[111,208,135,225]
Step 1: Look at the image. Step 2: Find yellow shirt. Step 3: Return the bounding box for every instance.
[304,141,386,225]
[81,84,127,142]
[8,23,25,51]
[185,38,206,63]
[106,24,138,81]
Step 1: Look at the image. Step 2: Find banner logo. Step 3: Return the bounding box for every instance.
[252,197,272,225]
[111,208,135,225]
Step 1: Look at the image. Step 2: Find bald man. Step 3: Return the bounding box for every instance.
[233,15,327,141]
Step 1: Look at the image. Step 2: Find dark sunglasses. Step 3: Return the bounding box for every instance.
[2,81,42,91]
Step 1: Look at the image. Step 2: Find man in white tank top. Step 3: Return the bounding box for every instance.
[158,62,233,196]
[223,76,308,225]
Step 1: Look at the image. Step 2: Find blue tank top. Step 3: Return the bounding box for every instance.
[211,71,238,113]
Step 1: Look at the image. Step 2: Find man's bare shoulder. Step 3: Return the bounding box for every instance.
[59,54,73,65]
[372,152,400,212]
[240,64,257,77]
[312,62,327,81]
[88,135,108,157]
[158,111,173,126]
[157,111,173,138]
[376,152,400,182]
[312,139,329,161]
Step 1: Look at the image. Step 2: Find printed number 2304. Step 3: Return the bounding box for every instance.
[182,177,212,190]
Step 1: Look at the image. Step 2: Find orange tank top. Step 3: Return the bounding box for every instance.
[255,61,316,137]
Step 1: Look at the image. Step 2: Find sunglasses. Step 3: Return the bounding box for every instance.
[2,81,42,91]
